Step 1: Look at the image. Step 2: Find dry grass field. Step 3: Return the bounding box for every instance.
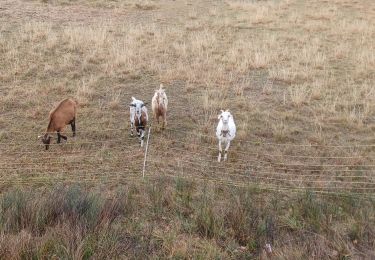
[0,0,375,258]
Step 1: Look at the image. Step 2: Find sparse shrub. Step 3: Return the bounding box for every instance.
[0,189,32,233]
[0,131,9,142]
[300,192,325,231]
[76,78,94,107]
[147,180,175,217]
[134,0,157,10]
[289,83,311,107]
[195,187,224,239]
[0,183,374,258]
[225,191,259,246]
[175,177,194,217]
[271,120,288,142]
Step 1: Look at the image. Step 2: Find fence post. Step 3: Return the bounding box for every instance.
[142,126,151,178]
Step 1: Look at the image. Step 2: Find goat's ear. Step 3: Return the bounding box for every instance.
[220,109,224,113]
[218,114,222,119]
[131,96,136,102]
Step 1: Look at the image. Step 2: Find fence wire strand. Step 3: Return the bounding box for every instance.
[1,125,375,198]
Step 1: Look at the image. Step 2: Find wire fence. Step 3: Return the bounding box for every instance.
[148,170,375,199]
[148,162,375,190]
[163,128,375,148]
[2,124,375,148]
[0,126,375,198]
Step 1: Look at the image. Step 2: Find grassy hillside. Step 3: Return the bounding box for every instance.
[0,0,374,258]
[1,182,374,258]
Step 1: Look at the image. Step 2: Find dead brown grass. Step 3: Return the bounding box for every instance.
[0,0,375,257]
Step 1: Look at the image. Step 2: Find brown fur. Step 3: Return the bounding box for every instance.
[46,98,77,133]
[42,98,77,150]
[134,110,148,133]
[154,105,166,123]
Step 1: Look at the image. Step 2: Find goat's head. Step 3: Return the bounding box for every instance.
[38,133,52,150]
[218,109,232,124]
[155,84,166,102]
[130,97,147,118]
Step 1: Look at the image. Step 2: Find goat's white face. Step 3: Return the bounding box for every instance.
[130,97,146,118]
[135,102,144,116]
[130,102,144,117]
[218,110,232,124]
[155,88,166,102]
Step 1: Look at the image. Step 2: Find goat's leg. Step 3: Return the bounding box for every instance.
[71,118,76,137]
[162,113,166,129]
[130,122,134,137]
[57,131,67,143]
[224,140,231,161]
[136,127,141,137]
[218,140,222,162]
[154,114,160,131]
[140,129,144,147]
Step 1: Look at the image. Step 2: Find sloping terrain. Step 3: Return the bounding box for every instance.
[0,0,375,258]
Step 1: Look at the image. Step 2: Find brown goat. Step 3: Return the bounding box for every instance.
[39,98,77,150]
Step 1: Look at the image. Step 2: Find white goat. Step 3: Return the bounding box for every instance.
[216,110,236,162]
[151,84,168,129]
[129,97,148,147]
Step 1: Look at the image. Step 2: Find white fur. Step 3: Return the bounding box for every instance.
[152,84,168,110]
[151,84,168,128]
[129,96,148,147]
[216,110,236,162]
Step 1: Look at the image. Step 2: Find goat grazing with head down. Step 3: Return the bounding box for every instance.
[38,98,77,150]
[130,96,148,147]
[216,110,236,162]
[151,84,168,129]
